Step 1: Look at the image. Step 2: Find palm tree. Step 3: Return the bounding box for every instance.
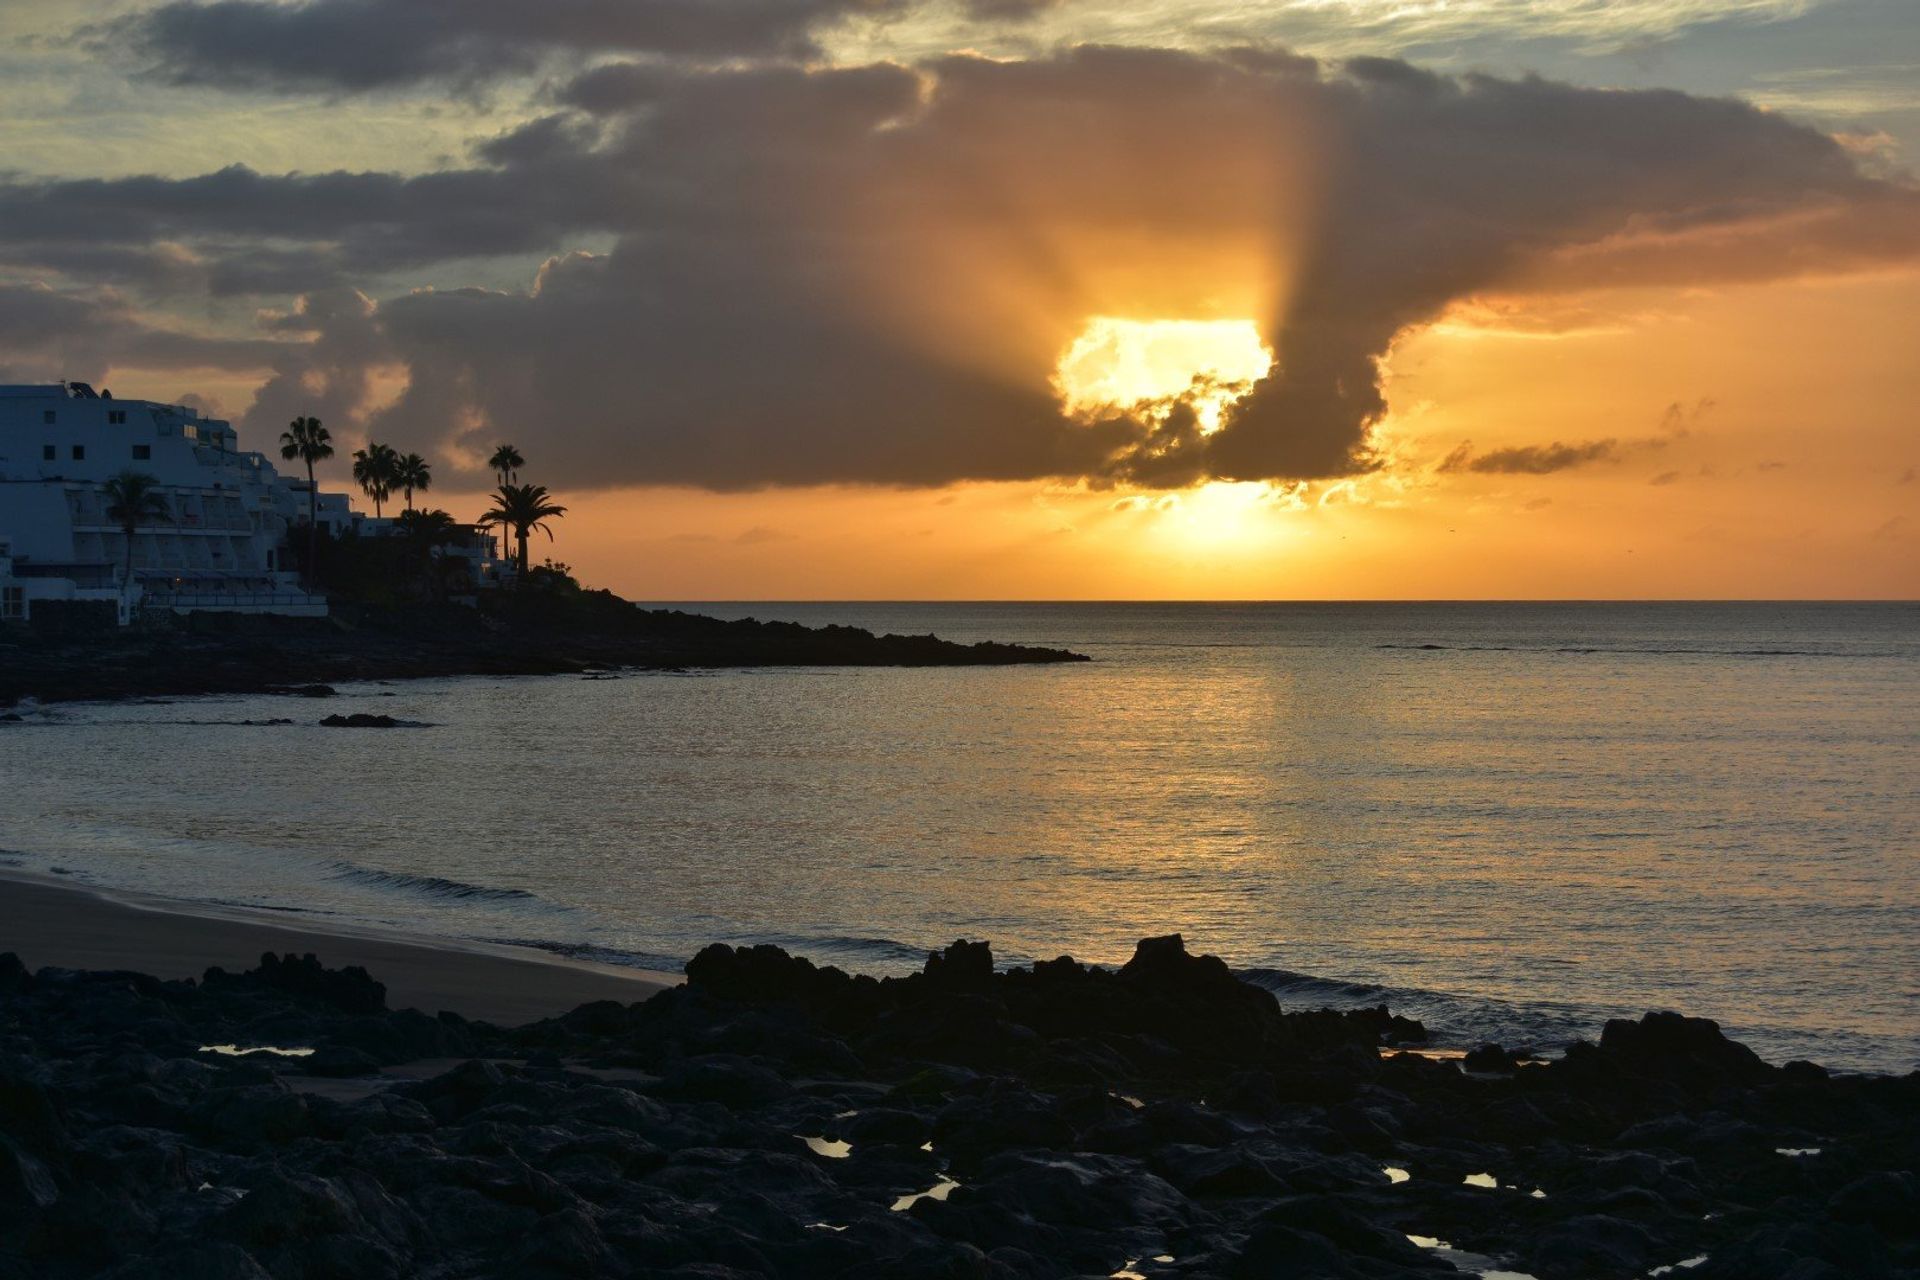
[102,470,171,587]
[396,507,461,600]
[395,452,432,513]
[477,483,567,582]
[278,415,333,585]
[351,443,401,518]
[487,444,524,486]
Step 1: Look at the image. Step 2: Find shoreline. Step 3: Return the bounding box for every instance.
[0,868,678,1025]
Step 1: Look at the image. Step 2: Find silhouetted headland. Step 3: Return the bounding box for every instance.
[0,591,1088,707]
[1,927,1911,1279]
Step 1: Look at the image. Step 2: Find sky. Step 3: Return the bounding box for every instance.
[1,0,1916,599]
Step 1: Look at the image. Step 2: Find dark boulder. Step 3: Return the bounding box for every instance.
[1229,1223,1355,1279]
[1595,1011,1773,1085]
[1528,1213,1658,1277]
[188,1085,312,1148]
[98,1242,275,1280]
[1829,1171,1920,1232]
[203,952,387,1015]
[1465,1043,1518,1074]
[923,940,996,991]
[654,1054,793,1107]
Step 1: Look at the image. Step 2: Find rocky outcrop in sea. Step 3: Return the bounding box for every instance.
[1,937,1914,1278]
[0,600,1089,708]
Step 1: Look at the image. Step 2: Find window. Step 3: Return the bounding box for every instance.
[42,445,55,461]
[71,445,85,461]
[108,410,127,425]
[132,445,151,460]
[42,410,55,425]
[2,587,23,621]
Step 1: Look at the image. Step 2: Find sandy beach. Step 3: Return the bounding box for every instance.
[0,869,677,1025]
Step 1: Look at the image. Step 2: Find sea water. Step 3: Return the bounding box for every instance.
[1,601,1913,1071]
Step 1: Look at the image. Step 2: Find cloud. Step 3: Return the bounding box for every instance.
[0,282,286,384]
[1657,397,1717,437]
[1440,439,1620,474]
[1649,469,1683,485]
[962,0,1063,20]
[3,47,1916,491]
[97,0,901,93]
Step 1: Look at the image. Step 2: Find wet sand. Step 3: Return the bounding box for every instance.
[0,870,677,1025]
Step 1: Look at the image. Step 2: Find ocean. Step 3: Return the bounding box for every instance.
[2,601,1914,1072]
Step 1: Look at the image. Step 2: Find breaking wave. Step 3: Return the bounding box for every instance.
[326,860,546,906]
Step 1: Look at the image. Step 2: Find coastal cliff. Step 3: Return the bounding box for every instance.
[1,936,1913,1279]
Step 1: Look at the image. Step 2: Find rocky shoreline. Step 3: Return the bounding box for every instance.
[0,603,1089,708]
[2,935,1913,1279]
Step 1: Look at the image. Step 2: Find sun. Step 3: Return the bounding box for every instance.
[1054,317,1273,433]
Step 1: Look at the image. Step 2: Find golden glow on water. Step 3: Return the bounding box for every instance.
[1055,316,1273,433]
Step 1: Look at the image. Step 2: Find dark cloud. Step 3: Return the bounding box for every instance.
[4,47,1917,490]
[245,289,392,440]
[0,283,286,384]
[1649,469,1683,485]
[0,161,635,281]
[962,0,1063,21]
[1442,440,1621,475]
[98,0,899,93]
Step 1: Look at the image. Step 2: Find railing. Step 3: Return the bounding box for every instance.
[144,592,325,609]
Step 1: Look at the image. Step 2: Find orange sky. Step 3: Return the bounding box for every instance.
[5,2,1918,599]
[374,269,1918,600]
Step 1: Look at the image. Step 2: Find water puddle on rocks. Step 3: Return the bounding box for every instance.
[799,1135,851,1159]
[891,1176,960,1212]
[1775,1147,1822,1157]
[1407,1234,1540,1280]
[1458,1171,1547,1197]
[1383,1166,1412,1184]
[1648,1257,1709,1276]
[197,1044,315,1058]
[1111,1256,1176,1278]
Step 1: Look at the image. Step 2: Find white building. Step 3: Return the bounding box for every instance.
[0,382,337,623]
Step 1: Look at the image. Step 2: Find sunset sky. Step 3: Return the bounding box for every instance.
[2,0,1915,598]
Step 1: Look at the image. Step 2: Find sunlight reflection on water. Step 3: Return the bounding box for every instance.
[5,602,1915,1071]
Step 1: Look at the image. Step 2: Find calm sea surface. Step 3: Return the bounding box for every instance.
[2,602,1915,1071]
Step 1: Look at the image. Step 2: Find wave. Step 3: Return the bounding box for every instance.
[758,934,936,968]
[325,860,547,906]
[495,937,689,974]
[1240,965,1612,1057]
[1239,966,1388,1003]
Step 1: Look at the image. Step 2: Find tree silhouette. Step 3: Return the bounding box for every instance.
[351,443,401,518]
[477,484,567,582]
[278,415,333,587]
[487,444,524,487]
[395,452,433,513]
[102,470,171,586]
